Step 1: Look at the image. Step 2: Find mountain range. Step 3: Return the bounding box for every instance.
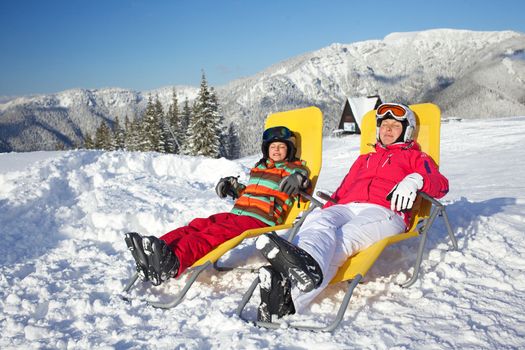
[1,29,524,155]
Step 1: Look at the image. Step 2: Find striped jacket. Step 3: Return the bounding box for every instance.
[231,158,309,226]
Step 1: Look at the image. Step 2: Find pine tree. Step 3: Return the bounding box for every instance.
[225,123,241,159]
[55,141,66,151]
[125,117,142,152]
[124,116,135,151]
[210,87,227,157]
[84,132,95,149]
[184,72,221,158]
[178,97,192,149]
[141,96,164,152]
[140,97,154,151]
[94,121,112,150]
[113,116,125,150]
[165,89,181,153]
[154,97,167,153]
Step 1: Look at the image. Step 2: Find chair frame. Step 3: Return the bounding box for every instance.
[236,103,458,331]
[121,107,323,309]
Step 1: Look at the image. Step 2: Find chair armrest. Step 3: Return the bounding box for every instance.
[316,191,337,204]
[299,190,337,208]
[419,192,445,209]
[299,191,324,208]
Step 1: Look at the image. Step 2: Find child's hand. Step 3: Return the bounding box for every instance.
[279,173,309,196]
[215,176,241,199]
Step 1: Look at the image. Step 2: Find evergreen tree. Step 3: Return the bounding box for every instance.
[141,96,164,152]
[178,97,192,149]
[113,116,125,150]
[125,117,142,152]
[164,89,181,153]
[154,97,167,153]
[225,123,241,159]
[210,87,227,157]
[84,132,95,149]
[94,121,112,150]
[55,141,66,151]
[184,72,221,158]
[124,116,135,151]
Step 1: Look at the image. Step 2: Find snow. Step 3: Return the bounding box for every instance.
[1,116,525,348]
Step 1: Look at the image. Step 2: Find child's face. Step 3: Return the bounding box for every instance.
[268,141,288,162]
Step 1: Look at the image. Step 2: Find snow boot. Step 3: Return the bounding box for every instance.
[256,232,323,293]
[257,265,295,322]
[142,236,179,286]
[125,232,150,282]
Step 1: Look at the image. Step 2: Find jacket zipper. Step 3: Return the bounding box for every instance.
[382,154,393,167]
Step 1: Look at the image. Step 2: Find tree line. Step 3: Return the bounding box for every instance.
[83,73,240,159]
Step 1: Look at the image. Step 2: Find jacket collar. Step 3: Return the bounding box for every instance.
[266,159,276,168]
[375,140,420,152]
[265,159,287,168]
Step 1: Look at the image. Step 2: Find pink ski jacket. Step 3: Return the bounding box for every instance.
[324,141,449,227]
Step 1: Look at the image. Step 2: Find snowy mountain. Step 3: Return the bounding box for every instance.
[1,29,525,154]
[0,87,199,152]
[1,116,524,348]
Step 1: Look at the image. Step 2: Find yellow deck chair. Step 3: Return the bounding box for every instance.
[237,103,457,331]
[122,106,323,308]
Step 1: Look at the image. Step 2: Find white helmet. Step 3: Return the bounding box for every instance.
[375,103,416,143]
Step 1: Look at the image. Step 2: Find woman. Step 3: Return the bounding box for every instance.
[255,103,449,322]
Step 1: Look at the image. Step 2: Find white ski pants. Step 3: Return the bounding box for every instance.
[291,202,406,312]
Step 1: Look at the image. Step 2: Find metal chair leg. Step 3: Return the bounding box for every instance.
[400,229,428,288]
[147,261,211,309]
[401,205,440,288]
[121,262,213,309]
[122,272,140,293]
[236,276,260,321]
[286,203,316,242]
[237,274,363,332]
[441,207,458,249]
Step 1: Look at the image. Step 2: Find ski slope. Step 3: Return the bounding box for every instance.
[1,117,525,349]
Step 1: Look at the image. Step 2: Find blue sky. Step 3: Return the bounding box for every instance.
[1,0,524,96]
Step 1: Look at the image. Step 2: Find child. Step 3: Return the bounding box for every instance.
[256,103,449,321]
[125,126,311,286]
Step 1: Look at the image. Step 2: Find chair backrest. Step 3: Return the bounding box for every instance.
[359,103,441,228]
[265,106,323,224]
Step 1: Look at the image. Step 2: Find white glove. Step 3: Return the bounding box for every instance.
[387,173,423,211]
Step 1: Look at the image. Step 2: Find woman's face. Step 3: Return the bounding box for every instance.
[379,119,403,145]
[268,141,288,162]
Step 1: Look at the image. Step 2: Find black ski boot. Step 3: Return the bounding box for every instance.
[257,265,295,322]
[256,232,323,293]
[125,232,150,282]
[142,236,179,286]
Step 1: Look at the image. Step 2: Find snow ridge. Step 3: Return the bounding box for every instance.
[1,29,525,156]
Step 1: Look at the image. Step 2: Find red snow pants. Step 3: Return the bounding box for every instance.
[160,213,268,276]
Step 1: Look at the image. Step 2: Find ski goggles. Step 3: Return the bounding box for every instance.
[263,126,293,142]
[376,103,410,121]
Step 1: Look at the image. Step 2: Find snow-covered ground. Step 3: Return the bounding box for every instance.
[1,117,525,349]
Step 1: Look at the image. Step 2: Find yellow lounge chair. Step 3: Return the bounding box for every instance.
[122,106,323,308]
[237,103,457,331]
